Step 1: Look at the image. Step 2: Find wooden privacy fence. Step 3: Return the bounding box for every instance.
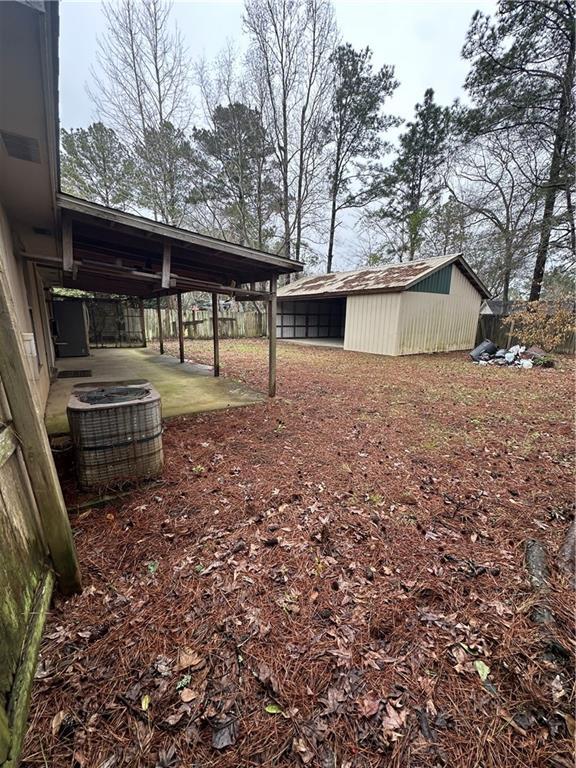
[476,315,575,354]
[144,308,267,341]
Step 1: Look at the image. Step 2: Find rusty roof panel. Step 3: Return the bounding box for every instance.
[277,254,490,299]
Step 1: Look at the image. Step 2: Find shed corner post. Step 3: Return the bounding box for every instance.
[268,275,277,397]
[177,292,184,363]
[211,292,220,377]
[156,296,164,355]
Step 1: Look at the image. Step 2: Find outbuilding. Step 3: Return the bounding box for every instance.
[277,253,490,356]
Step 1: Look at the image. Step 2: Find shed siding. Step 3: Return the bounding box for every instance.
[397,265,481,354]
[344,293,401,356]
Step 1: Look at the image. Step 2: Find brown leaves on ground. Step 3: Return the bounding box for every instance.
[23,340,575,768]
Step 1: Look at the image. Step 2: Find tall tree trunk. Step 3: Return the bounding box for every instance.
[529,23,575,301]
[502,251,511,314]
[281,103,291,261]
[326,192,338,273]
[326,141,341,273]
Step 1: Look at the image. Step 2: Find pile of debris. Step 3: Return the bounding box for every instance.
[470,340,555,368]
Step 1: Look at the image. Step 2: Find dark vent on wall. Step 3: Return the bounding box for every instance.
[0,131,41,163]
[33,227,52,236]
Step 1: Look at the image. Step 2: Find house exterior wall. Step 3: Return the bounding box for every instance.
[0,204,53,410]
[397,264,482,354]
[344,293,401,356]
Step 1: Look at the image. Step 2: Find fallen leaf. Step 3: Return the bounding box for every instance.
[292,737,314,764]
[212,720,237,749]
[551,675,566,703]
[141,694,151,711]
[265,703,283,714]
[474,660,490,682]
[179,687,197,703]
[51,710,66,736]
[357,694,380,717]
[381,701,407,742]
[175,648,203,672]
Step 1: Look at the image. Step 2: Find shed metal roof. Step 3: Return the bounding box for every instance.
[278,254,490,300]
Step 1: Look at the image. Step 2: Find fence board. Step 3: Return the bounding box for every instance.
[144,309,267,341]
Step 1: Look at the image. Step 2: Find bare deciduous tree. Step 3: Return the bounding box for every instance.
[243,0,337,263]
[89,0,193,223]
[446,133,540,308]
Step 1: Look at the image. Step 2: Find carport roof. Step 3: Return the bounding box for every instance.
[277,254,490,300]
[47,194,302,298]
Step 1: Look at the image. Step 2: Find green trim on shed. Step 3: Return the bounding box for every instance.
[407,263,452,294]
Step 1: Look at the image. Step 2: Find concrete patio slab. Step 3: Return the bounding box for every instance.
[280,338,344,349]
[45,347,263,434]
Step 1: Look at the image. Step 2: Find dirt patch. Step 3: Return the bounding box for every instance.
[23,340,575,768]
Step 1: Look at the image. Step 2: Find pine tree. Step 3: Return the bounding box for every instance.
[61,123,134,208]
[193,103,280,248]
[135,122,196,227]
[375,89,451,261]
[324,44,398,272]
[462,0,575,300]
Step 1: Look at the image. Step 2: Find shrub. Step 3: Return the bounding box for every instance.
[503,302,575,351]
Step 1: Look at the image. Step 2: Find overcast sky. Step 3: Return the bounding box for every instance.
[59,0,497,269]
[60,0,497,130]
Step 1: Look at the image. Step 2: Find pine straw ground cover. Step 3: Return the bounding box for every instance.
[23,340,574,768]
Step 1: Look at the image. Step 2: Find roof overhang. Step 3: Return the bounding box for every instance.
[29,194,302,298]
[0,1,60,243]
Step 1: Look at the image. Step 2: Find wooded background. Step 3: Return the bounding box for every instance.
[60,0,574,308]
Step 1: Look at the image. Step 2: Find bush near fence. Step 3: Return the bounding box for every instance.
[145,308,267,341]
[476,315,575,354]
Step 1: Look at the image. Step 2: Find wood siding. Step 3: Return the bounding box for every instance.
[0,207,52,410]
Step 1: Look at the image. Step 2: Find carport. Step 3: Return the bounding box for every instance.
[32,194,301,396]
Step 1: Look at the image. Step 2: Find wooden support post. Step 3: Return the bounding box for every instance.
[62,216,73,273]
[156,296,164,354]
[212,293,220,377]
[268,275,277,397]
[177,292,185,363]
[139,298,147,348]
[161,242,171,289]
[0,262,81,594]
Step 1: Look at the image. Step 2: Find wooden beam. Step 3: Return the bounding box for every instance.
[0,425,17,469]
[0,259,81,594]
[3,570,54,768]
[139,298,147,347]
[57,192,302,273]
[212,293,220,377]
[62,216,73,272]
[162,242,172,289]
[268,275,277,397]
[156,297,164,354]
[177,292,185,363]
